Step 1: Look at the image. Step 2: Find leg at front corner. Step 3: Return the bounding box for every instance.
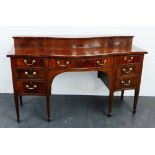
[108,91,114,117]
[121,90,124,101]
[14,94,20,122]
[46,95,51,122]
[19,96,23,105]
[133,88,140,114]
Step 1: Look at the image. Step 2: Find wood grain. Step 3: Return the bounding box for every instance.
[7,36,147,121]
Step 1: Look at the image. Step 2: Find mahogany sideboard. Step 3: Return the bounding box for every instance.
[7,36,147,122]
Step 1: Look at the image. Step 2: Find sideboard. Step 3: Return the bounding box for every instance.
[7,36,147,122]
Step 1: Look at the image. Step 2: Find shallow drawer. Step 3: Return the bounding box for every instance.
[117,65,139,77]
[115,76,138,90]
[117,55,143,65]
[16,58,44,68]
[49,57,112,69]
[16,81,46,94]
[16,69,46,79]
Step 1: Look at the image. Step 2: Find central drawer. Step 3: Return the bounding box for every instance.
[49,57,113,69]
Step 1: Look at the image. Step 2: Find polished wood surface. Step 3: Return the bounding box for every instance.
[13,36,133,49]
[7,36,147,122]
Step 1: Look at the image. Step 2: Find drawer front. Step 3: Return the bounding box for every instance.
[117,65,139,77]
[49,57,112,69]
[115,76,138,90]
[16,69,46,79]
[16,58,44,68]
[117,55,143,65]
[16,81,46,94]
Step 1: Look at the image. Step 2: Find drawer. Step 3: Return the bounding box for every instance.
[16,58,44,68]
[49,57,112,69]
[16,81,46,94]
[115,76,138,90]
[16,69,46,79]
[117,65,139,77]
[117,55,143,65]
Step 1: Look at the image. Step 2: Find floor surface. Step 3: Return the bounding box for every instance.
[0,94,155,128]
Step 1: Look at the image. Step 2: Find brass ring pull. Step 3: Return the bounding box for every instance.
[57,61,70,67]
[96,60,106,66]
[26,84,37,90]
[124,56,134,62]
[24,59,36,66]
[121,80,131,86]
[25,71,37,77]
[123,67,133,74]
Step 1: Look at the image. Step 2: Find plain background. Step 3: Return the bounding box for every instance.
[1,26,155,96]
[0,0,155,155]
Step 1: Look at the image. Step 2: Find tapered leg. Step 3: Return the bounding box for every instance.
[121,90,124,101]
[46,95,51,122]
[14,94,20,122]
[97,71,101,78]
[19,96,23,105]
[107,91,114,117]
[133,89,140,114]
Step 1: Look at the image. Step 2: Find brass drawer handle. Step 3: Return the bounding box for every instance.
[96,60,106,66]
[24,59,36,66]
[124,56,134,62]
[57,61,69,67]
[25,71,37,77]
[122,67,133,74]
[121,80,131,86]
[26,84,37,90]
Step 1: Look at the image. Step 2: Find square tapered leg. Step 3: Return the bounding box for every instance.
[46,95,51,122]
[14,94,20,122]
[133,89,140,114]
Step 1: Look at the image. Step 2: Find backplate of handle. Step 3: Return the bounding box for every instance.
[26,84,37,90]
[24,59,36,66]
[96,60,106,66]
[123,67,133,73]
[25,71,37,77]
[57,61,70,67]
[121,80,131,86]
[124,56,134,62]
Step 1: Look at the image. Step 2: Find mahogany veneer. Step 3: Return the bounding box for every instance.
[7,36,147,122]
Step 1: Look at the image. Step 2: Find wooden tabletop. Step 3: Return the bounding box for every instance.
[7,46,147,58]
